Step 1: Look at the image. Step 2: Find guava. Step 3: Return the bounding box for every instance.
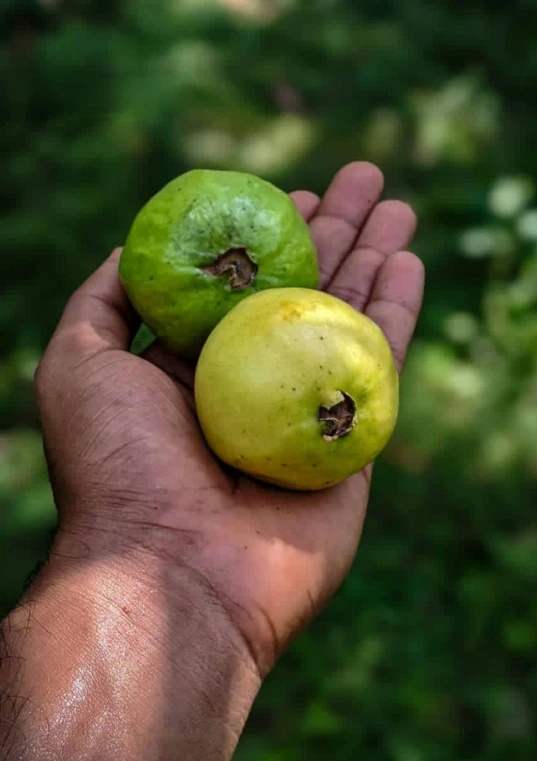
[119,170,320,358]
[195,288,399,491]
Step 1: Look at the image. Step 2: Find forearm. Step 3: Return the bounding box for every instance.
[0,536,261,760]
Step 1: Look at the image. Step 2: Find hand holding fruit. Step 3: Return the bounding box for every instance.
[36,162,423,677]
[4,163,424,760]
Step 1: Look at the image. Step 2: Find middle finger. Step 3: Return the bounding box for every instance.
[308,162,384,287]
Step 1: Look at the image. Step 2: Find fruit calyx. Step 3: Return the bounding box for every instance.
[201,248,258,289]
[318,392,357,442]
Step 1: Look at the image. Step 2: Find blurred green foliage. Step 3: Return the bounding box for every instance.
[1,0,537,758]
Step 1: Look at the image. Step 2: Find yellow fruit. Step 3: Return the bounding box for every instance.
[195,288,399,491]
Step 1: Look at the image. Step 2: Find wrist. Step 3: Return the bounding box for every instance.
[55,505,285,678]
[1,530,262,760]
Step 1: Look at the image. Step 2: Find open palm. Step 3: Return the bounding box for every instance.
[37,162,424,676]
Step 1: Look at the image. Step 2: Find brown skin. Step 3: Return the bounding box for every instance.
[0,163,424,760]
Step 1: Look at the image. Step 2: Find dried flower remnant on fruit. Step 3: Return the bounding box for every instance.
[201,248,258,289]
[318,392,357,442]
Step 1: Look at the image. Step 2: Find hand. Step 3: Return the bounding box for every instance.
[2,163,424,760]
[39,162,423,665]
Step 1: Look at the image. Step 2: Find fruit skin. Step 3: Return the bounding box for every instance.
[195,288,399,491]
[119,170,320,358]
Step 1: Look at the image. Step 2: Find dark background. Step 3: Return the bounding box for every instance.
[1,1,537,758]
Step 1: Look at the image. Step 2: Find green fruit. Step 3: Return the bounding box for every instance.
[119,170,319,357]
[195,288,399,491]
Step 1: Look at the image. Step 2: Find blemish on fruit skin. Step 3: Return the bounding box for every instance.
[280,304,304,322]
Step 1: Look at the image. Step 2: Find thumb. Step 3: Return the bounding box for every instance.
[51,248,139,359]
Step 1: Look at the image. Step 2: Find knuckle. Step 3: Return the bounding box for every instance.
[55,322,96,357]
[34,329,89,400]
[331,284,369,306]
[65,288,86,314]
[314,214,357,239]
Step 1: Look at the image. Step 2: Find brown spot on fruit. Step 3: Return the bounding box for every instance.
[201,248,257,289]
[318,392,357,442]
[280,304,304,321]
[279,300,319,322]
